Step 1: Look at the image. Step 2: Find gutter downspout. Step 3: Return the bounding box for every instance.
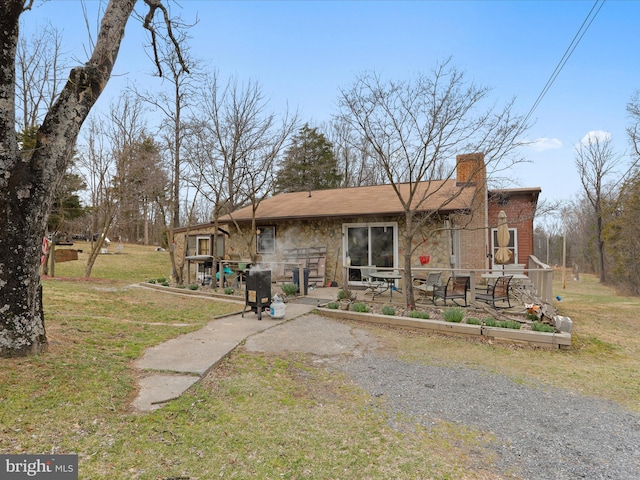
[485,181,490,271]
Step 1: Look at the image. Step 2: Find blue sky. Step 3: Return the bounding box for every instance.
[21,0,640,204]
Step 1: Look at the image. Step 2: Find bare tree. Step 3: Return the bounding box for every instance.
[338,61,528,307]
[189,72,298,262]
[234,123,296,263]
[14,21,69,273]
[323,118,386,187]
[605,169,640,294]
[574,132,624,283]
[77,118,118,278]
[133,31,197,281]
[0,0,188,357]
[108,93,148,239]
[628,91,640,160]
[112,133,168,244]
[14,22,65,133]
[136,137,169,245]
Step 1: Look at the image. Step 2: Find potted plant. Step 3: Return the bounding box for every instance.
[337,286,357,309]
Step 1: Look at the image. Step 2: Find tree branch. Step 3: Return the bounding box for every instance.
[142,0,191,77]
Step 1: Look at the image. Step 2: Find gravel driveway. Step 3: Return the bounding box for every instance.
[337,354,640,479]
[247,314,640,479]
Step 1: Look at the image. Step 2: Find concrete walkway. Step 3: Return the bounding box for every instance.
[132,302,317,411]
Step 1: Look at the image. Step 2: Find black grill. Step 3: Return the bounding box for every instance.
[242,269,271,320]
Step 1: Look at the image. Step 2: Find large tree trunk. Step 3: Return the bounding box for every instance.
[402,213,416,309]
[597,215,606,283]
[0,0,136,357]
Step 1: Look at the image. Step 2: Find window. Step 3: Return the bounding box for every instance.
[187,235,197,256]
[187,234,225,257]
[491,227,518,267]
[343,223,397,282]
[197,236,210,256]
[257,226,276,254]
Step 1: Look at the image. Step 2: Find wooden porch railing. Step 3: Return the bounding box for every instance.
[345,255,554,306]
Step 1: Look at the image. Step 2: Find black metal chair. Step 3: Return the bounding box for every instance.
[432,276,470,307]
[476,275,513,308]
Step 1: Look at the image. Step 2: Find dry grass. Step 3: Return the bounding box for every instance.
[1,248,637,478]
[3,243,503,478]
[366,270,640,412]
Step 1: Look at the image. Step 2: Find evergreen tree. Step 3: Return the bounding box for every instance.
[275,124,342,193]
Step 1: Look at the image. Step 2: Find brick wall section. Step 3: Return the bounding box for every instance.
[456,153,488,271]
[488,191,537,263]
[456,152,486,186]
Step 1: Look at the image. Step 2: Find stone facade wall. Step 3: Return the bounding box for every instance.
[172,224,223,284]
[173,196,536,285]
[175,216,454,286]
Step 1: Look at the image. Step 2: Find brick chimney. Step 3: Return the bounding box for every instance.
[456,153,486,187]
[454,152,489,273]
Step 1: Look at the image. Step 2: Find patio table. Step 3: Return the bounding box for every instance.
[370,271,402,302]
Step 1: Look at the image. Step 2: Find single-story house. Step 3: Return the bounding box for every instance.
[173,153,540,288]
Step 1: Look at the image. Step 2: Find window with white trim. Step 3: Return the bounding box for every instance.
[491,227,518,267]
[343,222,398,283]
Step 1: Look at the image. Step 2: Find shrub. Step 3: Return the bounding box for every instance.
[224,287,235,295]
[147,279,156,284]
[157,277,167,283]
[188,284,199,291]
[160,281,170,287]
[466,317,481,325]
[281,283,299,296]
[351,302,370,313]
[176,284,186,289]
[532,321,556,333]
[337,288,355,301]
[497,320,521,329]
[381,305,396,316]
[443,307,464,323]
[483,317,498,327]
[326,302,340,309]
[526,312,540,321]
[408,310,430,319]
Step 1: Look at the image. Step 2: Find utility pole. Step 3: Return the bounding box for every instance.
[562,234,566,289]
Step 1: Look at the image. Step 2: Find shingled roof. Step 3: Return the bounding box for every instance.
[218,180,477,223]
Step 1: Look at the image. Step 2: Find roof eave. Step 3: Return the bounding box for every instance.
[218,207,470,224]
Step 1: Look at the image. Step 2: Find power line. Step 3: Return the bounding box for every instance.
[523,0,606,127]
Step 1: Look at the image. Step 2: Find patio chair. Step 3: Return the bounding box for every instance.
[432,276,470,307]
[361,265,387,299]
[476,275,513,308]
[413,271,441,303]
